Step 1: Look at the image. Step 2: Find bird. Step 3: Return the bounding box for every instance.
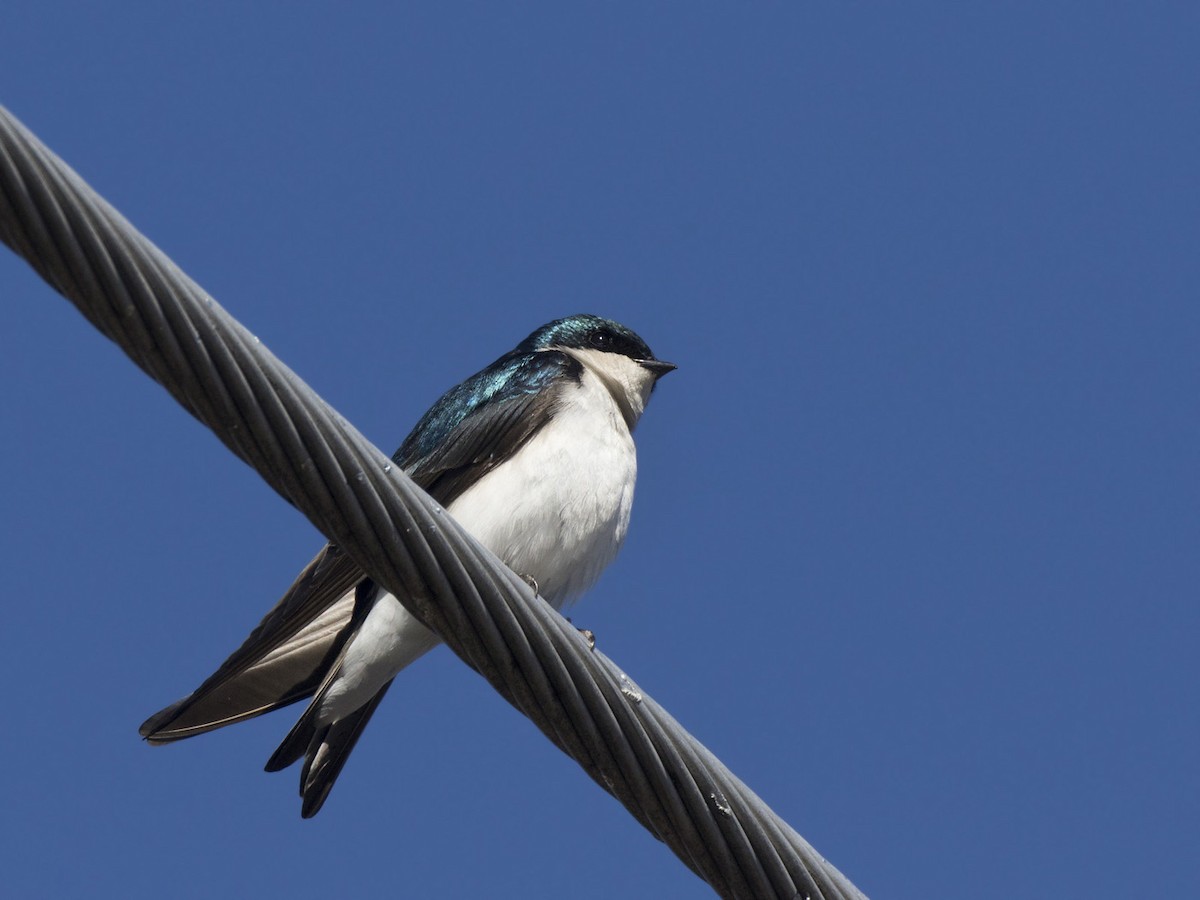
[139,313,675,817]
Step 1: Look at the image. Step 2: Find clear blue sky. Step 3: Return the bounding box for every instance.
[2,4,1196,898]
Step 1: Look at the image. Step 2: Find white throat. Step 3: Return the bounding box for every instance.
[559,347,659,430]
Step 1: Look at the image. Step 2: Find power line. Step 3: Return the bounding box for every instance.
[0,106,867,900]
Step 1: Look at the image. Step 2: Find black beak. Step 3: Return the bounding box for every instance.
[639,359,677,379]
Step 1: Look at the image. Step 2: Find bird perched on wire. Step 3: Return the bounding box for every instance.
[140,313,675,817]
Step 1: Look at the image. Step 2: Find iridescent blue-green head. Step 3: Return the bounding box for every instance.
[517,313,676,379]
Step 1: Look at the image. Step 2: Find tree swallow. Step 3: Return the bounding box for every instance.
[140,314,674,817]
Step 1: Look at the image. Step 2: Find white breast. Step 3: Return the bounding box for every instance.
[446,362,638,606]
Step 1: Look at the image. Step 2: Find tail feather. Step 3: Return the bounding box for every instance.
[297,680,394,818]
[265,580,381,774]
[264,699,320,773]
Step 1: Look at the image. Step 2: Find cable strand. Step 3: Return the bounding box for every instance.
[0,105,869,900]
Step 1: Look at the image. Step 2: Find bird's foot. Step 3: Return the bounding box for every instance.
[521,573,539,595]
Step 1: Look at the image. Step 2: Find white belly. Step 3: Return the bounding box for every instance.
[320,368,637,722]
[447,368,637,606]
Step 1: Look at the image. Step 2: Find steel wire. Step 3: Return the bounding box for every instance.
[0,105,868,900]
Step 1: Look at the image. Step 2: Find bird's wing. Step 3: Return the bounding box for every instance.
[140,543,365,741]
[397,349,579,504]
[141,351,579,743]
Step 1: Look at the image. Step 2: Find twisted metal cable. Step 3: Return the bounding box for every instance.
[0,105,867,900]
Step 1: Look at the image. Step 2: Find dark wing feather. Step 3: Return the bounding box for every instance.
[396,350,580,505]
[140,350,579,745]
[140,544,364,741]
